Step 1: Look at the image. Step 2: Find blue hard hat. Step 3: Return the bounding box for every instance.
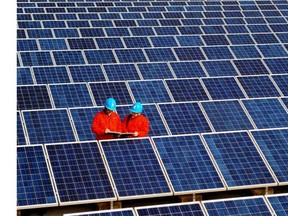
[129,102,143,113]
[104,98,117,111]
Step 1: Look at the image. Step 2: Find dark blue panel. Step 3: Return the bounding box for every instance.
[67,209,135,216]
[39,39,67,51]
[159,102,212,135]
[201,100,254,132]
[17,146,57,207]
[17,85,52,110]
[203,46,233,60]
[165,79,209,102]
[203,60,238,76]
[67,20,90,28]
[270,24,288,33]
[115,49,147,63]
[69,65,106,82]
[84,50,116,64]
[145,48,177,62]
[252,33,280,44]
[233,59,270,75]
[251,129,288,183]
[99,13,121,20]
[105,27,130,36]
[46,8,67,13]
[21,51,53,67]
[128,80,172,103]
[176,35,204,46]
[203,132,275,187]
[182,19,204,26]
[142,12,163,19]
[123,37,151,48]
[33,13,55,20]
[104,64,140,81]
[49,83,93,108]
[78,13,99,20]
[96,38,124,49]
[203,18,225,25]
[100,139,171,198]
[150,36,178,47]
[266,17,287,24]
[174,47,205,61]
[24,8,44,14]
[276,33,288,43]
[202,25,226,34]
[202,34,230,46]
[17,29,26,39]
[17,68,34,85]
[89,82,133,106]
[46,142,115,203]
[248,25,272,33]
[159,19,181,26]
[137,63,174,80]
[202,77,245,100]
[153,135,224,193]
[224,18,246,24]
[130,27,155,36]
[33,66,70,84]
[227,34,254,45]
[237,76,281,98]
[23,109,76,144]
[79,28,105,37]
[53,29,80,38]
[27,29,53,38]
[163,12,183,19]
[257,44,288,58]
[18,21,42,29]
[114,20,137,27]
[53,51,85,65]
[122,12,143,19]
[231,45,261,58]
[137,19,159,27]
[17,112,26,146]
[67,38,96,50]
[177,26,203,35]
[203,11,224,18]
[267,195,288,215]
[224,25,249,33]
[17,40,38,51]
[281,97,288,109]
[242,98,288,129]
[154,26,179,36]
[42,21,66,28]
[170,61,207,78]
[17,14,32,21]
[272,75,288,96]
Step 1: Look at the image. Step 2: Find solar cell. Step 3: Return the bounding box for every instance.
[38,39,68,51]
[203,60,238,76]
[128,80,172,103]
[224,18,246,24]
[33,66,71,84]
[202,25,226,34]
[174,47,206,61]
[150,36,178,48]
[272,75,288,96]
[241,98,288,129]
[33,13,55,21]
[67,38,96,50]
[17,29,26,39]
[46,8,66,14]
[20,51,53,67]
[79,28,105,37]
[104,64,140,81]
[257,44,288,58]
[252,33,280,44]
[181,19,203,26]
[203,18,224,25]
[45,142,116,204]
[104,27,130,36]
[84,50,116,64]
[137,63,174,79]
[17,111,27,146]
[17,39,38,51]
[66,20,90,28]
[165,78,209,102]
[230,45,262,58]
[64,208,135,216]
[176,35,204,46]
[281,97,288,109]
[177,26,202,35]
[122,12,142,19]
[130,27,155,36]
[152,135,225,193]
[237,75,281,98]
[170,61,207,78]
[202,46,234,60]
[224,25,249,33]
[18,21,42,29]
[266,194,288,215]
[27,29,54,38]
[17,68,34,85]
[53,28,80,38]
[17,145,57,209]
[233,59,270,75]
[78,13,100,20]
[96,38,124,49]
[69,65,106,83]
[145,48,177,62]
[53,50,86,65]
[203,131,276,188]
[154,26,179,36]
[270,24,288,33]
[115,49,147,63]
[114,20,137,27]
[137,19,159,27]
[17,85,52,110]
[89,81,133,106]
[202,35,230,46]
[99,138,172,199]
[158,102,212,135]
[227,34,254,45]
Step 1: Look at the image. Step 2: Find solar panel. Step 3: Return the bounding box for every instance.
[84,50,116,64]
[266,194,288,216]
[233,59,270,75]
[128,80,172,103]
[33,66,71,84]
[202,60,238,76]
[252,33,280,44]
[137,63,174,80]
[79,28,105,37]
[170,61,207,78]
[53,28,80,38]
[23,109,76,144]
[17,111,27,146]
[67,38,96,50]
[103,64,141,81]
[202,46,234,60]
[176,35,204,46]
[20,51,53,66]
[53,51,86,65]
[17,39,38,51]
[145,48,177,62]
[27,29,54,38]
[64,208,135,216]
[272,74,288,96]
[99,138,172,199]
[96,37,125,49]
[152,135,225,194]
[230,45,262,58]
[158,102,212,135]
[68,65,106,83]
[227,34,255,45]
[89,81,133,106]
[264,58,288,74]
[17,85,52,110]
[17,145,57,209]
[203,131,277,188]
[150,36,178,47]
[38,39,68,51]
[258,44,288,58]
[282,97,288,109]
[42,21,67,28]
[45,142,116,204]
[174,47,205,61]
[202,35,230,46]
[17,67,34,85]
[115,49,148,63]
[18,21,42,29]
[165,78,209,102]
[105,27,130,36]
[242,98,288,129]
[251,129,288,184]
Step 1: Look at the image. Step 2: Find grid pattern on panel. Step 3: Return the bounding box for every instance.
[128,80,172,103]
[20,52,53,67]
[17,85,52,110]
[137,63,174,80]
[203,132,275,187]
[49,83,94,108]
[165,79,209,102]
[282,97,288,109]
[257,44,288,58]
[272,75,288,96]
[230,45,262,58]
[233,59,269,75]
[203,197,272,216]
[96,38,125,49]
[68,65,106,83]
[123,37,151,49]
[100,139,171,198]
[267,195,288,216]
[65,209,135,216]
[201,100,254,132]
[159,102,212,135]
[38,39,68,51]
[264,58,288,74]
[251,129,288,183]
[202,60,238,77]
[53,51,86,65]
[17,112,26,146]
[242,98,288,129]
[174,47,206,61]
[202,46,234,60]
[17,68,34,85]
[17,146,56,207]
[23,109,76,145]
[104,64,141,81]
[153,135,224,193]
[145,48,177,62]
[46,142,115,203]
[115,49,147,63]
[170,61,207,78]
[67,38,97,50]
[17,39,38,51]
[82,49,116,64]
[89,82,133,106]
[33,66,70,84]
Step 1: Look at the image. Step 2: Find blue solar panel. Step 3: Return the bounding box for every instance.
[241,98,288,129]
[17,111,27,146]
[23,109,76,144]
[17,145,57,208]
[17,29,26,39]
[237,76,281,98]
[154,26,179,36]
[53,28,80,38]
[282,97,288,109]
[258,44,288,58]
[202,77,246,100]
[202,26,226,34]
[264,58,288,74]
[203,46,234,60]
[17,39,38,51]
[130,27,155,36]
[45,142,116,204]
[176,35,204,46]
[69,65,106,83]
[150,36,178,47]
[103,64,141,81]
[128,80,172,103]
[96,38,125,49]
[224,25,249,33]
[38,39,67,51]
[227,34,255,45]
[20,51,53,66]
[27,29,54,38]
[17,85,52,110]
[67,38,96,50]
[137,63,174,80]
[123,37,151,48]
[64,208,135,216]
[67,20,90,28]
[115,49,147,63]
[252,33,280,44]
[203,60,238,76]
[202,35,229,46]
[165,78,209,102]
[89,82,133,106]
[152,135,225,193]
[79,28,105,37]
[42,21,66,28]
[170,61,207,78]
[33,66,71,84]
[145,48,177,62]
[233,59,270,75]
[231,45,262,58]
[272,75,288,96]
[104,27,130,36]
[159,102,212,135]
[203,131,276,188]
[174,47,205,61]
[49,83,94,108]
[84,50,116,64]
[18,21,42,29]
[267,194,288,216]
[203,197,272,215]
[17,68,34,85]
[100,138,172,199]
[53,51,85,65]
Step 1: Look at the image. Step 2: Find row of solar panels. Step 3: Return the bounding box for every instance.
[17,130,288,209]
[63,194,288,216]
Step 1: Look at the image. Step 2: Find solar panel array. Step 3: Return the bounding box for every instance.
[17,0,288,211]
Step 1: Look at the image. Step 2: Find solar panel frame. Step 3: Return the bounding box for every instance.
[265,193,288,215]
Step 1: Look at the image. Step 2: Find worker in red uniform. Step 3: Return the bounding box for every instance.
[121,102,149,138]
[91,97,122,140]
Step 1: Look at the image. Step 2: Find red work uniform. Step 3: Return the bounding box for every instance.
[121,114,149,137]
[91,110,122,140]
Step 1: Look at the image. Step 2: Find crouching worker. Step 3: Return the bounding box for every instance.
[122,102,149,138]
[91,97,122,140]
